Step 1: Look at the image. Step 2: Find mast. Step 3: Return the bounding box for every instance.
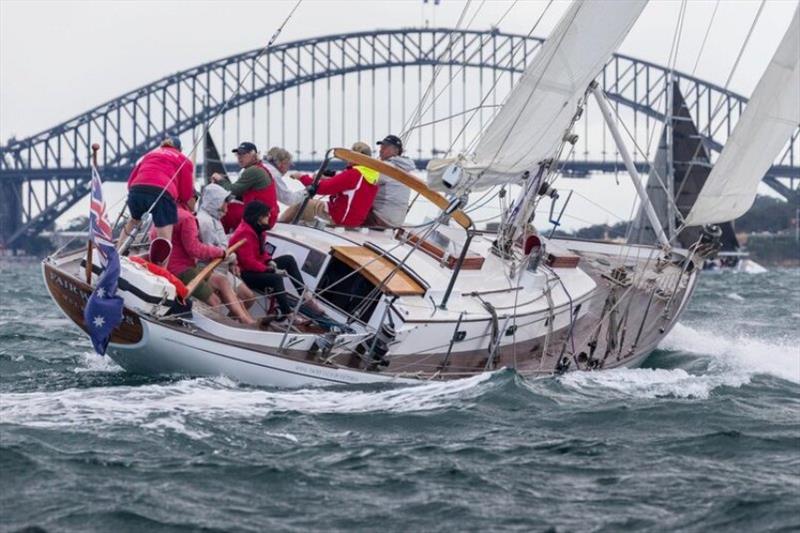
[665,74,676,241]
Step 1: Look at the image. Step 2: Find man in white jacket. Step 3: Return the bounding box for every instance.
[197,183,255,308]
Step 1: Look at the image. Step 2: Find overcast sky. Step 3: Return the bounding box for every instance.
[0,0,796,228]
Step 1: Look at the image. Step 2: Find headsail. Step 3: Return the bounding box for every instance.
[684,6,800,226]
[427,0,648,191]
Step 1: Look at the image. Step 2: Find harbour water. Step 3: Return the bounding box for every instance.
[1,262,798,532]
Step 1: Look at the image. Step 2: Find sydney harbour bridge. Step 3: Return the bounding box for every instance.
[1,28,798,249]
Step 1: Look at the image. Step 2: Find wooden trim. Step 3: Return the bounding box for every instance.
[184,239,245,299]
[332,148,473,229]
[330,245,427,297]
[43,262,143,344]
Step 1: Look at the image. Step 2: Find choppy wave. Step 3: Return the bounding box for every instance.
[559,322,799,399]
[662,323,799,384]
[0,373,496,438]
[2,262,799,532]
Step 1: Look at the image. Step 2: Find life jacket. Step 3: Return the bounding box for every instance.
[242,161,279,228]
[129,256,190,300]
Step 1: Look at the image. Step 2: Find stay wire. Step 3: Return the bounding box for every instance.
[448,0,554,156]
[402,0,521,145]
[117,0,303,249]
[674,0,766,237]
[399,0,475,143]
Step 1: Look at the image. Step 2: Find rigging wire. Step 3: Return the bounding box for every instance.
[691,0,721,77]
[399,0,475,144]
[673,0,767,237]
[402,0,521,147]
[448,0,554,156]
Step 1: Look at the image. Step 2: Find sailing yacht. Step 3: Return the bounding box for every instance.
[42,1,799,387]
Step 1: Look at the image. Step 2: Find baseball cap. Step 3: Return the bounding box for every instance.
[232,141,258,154]
[165,133,182,151]
[377,134,403,153]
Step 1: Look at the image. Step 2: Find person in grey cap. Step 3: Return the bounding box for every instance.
[365,134,417,227]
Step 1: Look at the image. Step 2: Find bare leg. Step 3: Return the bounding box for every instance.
[210,273,256,325]
[235,282,255,310]
[117,218,140,250]
[278,203,300,223]
[155,224,173,241]
[279,199,322,224]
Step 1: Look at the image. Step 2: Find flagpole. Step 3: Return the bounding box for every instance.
[85,143,100,284]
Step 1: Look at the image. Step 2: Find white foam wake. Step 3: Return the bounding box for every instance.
[662,323,799,385]
[560,323,799,400]
[74,351,124,373]
[0,373,495,438]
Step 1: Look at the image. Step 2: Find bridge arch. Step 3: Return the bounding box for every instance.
[1,28,797,247]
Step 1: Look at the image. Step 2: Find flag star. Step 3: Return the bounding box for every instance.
[93,315,105,328]
[96,287,106,298]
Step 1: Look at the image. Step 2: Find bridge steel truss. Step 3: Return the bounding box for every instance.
[1,28,798,247]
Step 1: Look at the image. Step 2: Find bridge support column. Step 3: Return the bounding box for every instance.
[0,179,22,250]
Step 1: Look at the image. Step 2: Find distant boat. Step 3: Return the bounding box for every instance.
[43,1,798,387]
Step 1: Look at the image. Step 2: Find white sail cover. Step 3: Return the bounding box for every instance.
[685,7,800,226]
[427,0,648,191]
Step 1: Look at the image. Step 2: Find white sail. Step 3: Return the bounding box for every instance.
[427,0,648,191]
[685,6,800,227]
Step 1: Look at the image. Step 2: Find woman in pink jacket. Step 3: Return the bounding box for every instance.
[120,136,195,246]
[167,192,256,326]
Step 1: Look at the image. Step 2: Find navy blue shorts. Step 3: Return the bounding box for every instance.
[127,185,178,227]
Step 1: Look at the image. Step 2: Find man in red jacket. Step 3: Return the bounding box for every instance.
[120,136,194,247]
[279,142,378,227]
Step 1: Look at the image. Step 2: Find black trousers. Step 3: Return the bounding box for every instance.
[241,255,305,314]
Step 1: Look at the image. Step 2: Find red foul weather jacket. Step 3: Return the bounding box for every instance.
[163,205,224,276]
[229,220,271,273]
[299,165,379,227]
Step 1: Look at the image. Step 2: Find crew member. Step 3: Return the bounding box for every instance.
[264,146,305,207]
[230,201,322,319]
[212,142,279,231]
[120,135,194,246]
[365,134,417,227]
[279,142,378,226]
[197,184,255,309]
[167,191,256,325]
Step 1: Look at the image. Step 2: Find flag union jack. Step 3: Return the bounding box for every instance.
[84,162,123,355]
[90,166,115,262]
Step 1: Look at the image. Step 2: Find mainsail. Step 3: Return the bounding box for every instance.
[427,0,648,191]
[684,6,800,226]
[204,132,226,181]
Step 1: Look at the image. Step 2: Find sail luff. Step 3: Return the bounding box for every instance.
[427,0,649,191]
[684,6,800,226]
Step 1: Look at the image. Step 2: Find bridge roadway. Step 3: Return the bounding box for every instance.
[1,28,798,247]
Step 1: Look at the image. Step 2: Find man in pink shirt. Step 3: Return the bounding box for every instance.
[120,135,195,247]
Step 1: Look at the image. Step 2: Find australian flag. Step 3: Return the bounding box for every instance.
[83,164,124,355]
